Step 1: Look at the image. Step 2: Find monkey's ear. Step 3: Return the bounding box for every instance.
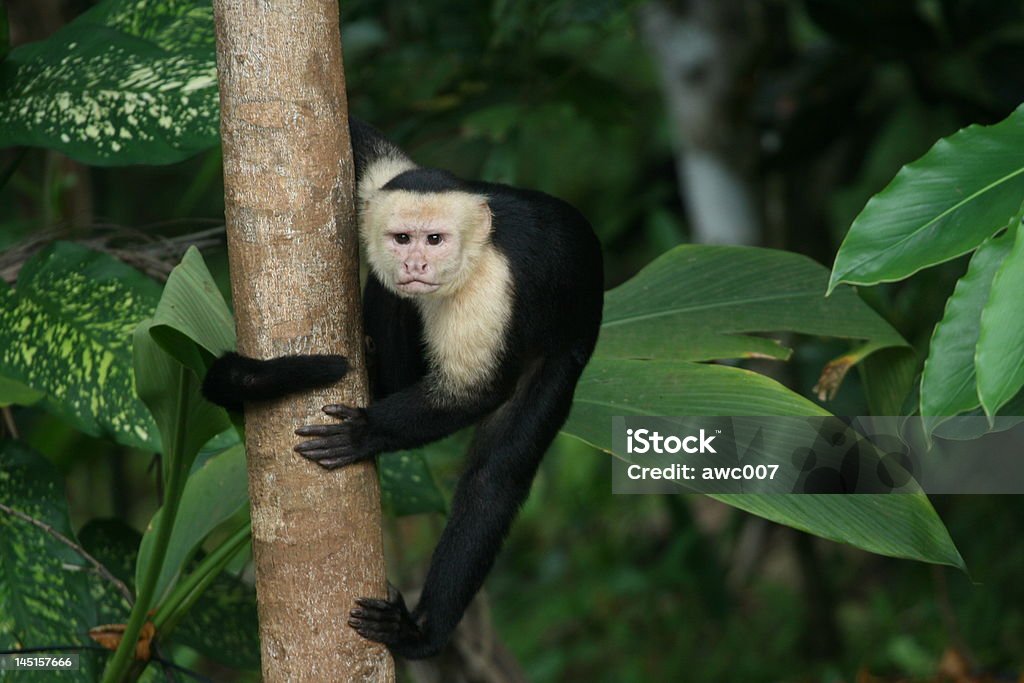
[472,197,493,236]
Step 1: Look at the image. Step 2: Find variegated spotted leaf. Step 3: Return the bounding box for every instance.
[0,242,161,450]
[0,441,103,680]
[0,0,219,166]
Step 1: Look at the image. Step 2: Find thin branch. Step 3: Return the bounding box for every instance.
[0,502,134,605]
[0,223,225,284]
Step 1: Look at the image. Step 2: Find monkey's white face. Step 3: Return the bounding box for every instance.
[362,190,493,299]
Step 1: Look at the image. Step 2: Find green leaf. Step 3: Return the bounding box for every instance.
[382,446,450,516]
[598,245,906,363]
[861,347,919,416]
[0,441,102,680]
[133,319,230,470]
[148,246,236,375]
[977,219,1024,417]
[79,518,138,625]
[138,443,247,601]
[171,556,260,671]
[715,494,963,569]
[0,242,161,450]
[0,0,219,165]
[0,376,44,408]
[563,360,964,568]
[921,231,1013,433]
[567,359,830,430]
[829,105,1024,291]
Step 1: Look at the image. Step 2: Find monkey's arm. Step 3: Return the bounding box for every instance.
[293,377,508,469]
[348,352,585,659]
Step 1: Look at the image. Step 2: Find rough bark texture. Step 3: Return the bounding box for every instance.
[211,1,394,680]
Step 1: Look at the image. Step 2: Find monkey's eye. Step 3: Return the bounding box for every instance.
[427,234,444,246]
[394,233,410,245]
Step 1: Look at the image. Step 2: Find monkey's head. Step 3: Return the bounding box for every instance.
[362,188,493,299]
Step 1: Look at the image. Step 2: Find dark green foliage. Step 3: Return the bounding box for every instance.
[0,441,101,681]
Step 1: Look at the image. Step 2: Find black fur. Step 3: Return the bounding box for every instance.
[203,118,603,659]
[349,118,409,182]
[382,167,463,194]
[201,352,349,411]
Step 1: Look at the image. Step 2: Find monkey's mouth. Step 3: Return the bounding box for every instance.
[396,279,441,294]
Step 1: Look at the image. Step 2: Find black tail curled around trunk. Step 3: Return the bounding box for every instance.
[201,352,350,412]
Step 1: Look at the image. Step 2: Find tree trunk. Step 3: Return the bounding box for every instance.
[640,0,763,246]
[211,1,394,680]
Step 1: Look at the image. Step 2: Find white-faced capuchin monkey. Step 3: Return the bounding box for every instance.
[202,118,604,659]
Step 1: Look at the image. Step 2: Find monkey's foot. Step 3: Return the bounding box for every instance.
[294,404,371,469]
[348,586,436,658]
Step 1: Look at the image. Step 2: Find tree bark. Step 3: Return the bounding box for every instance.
[211,1,394,680]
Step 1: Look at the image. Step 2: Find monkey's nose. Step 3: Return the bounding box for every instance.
[404,260,429,274]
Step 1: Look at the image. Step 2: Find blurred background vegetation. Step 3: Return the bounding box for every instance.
[2,0,1024,681]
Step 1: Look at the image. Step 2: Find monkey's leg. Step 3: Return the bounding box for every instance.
[348,352,587,658]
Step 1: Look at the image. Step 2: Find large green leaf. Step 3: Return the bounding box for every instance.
[0,0,218,165]
[563,359,964,568]
[0,441,102,681]
[134,319,228,466]
[829,105,1024,291]
[920,232,1013,433]
[977,219,1024,417]
[148,246,236,374]
[598,245,906,363]
[715,494,963,569]
[568,359,830,426]
[138,443,247,601]
[0,242,161,450]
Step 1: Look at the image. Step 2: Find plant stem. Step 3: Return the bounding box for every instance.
[153,520,251,635]
[101,366,191,683]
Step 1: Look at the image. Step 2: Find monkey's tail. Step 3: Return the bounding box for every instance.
[201,352,350,412]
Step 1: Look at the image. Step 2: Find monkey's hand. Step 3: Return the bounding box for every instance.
[349,585,437,659]
[294,404,373,469]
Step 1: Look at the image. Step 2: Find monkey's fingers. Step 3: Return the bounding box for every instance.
[294,434,351,453]
[315,456,350,469]
[297,447,350,461]
[349,618,400,642]
[349,598,404,642]
[323,404,363,420]
[352,605,400,623]
[296,446,369,470]
[354,597,399,613]
[294,424,345,437]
